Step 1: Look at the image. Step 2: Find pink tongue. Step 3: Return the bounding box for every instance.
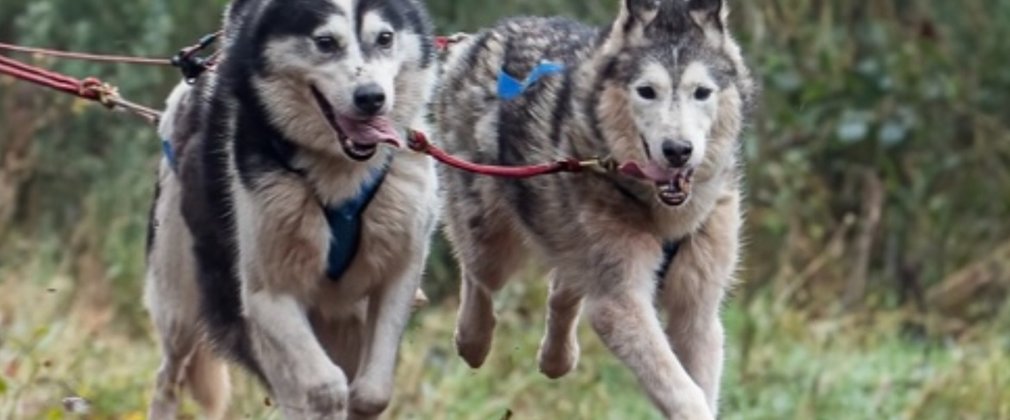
[335,116,403,148]
[618,161,676,183]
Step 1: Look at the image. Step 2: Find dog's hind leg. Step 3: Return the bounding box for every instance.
[443,203,525,369]
[146,169,216,420]
[313,310,367,384]
[185,340,231,420]
[537,269,584,379]
[661,192,740,414]
[579,237,713,420]
[148,326,196,420]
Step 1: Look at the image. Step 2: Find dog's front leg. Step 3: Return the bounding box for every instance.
[236,180,349,419]
[246,293,349,419]
[582,242,713,420]
[661,191,740,414]
[349,241,429,419]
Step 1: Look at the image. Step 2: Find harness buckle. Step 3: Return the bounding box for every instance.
[579,157,620,174]
[172,32,220,84]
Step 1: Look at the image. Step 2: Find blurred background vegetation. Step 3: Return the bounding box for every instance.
[1,0,1008,418]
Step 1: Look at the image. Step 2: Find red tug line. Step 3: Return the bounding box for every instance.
[0,36,626,179]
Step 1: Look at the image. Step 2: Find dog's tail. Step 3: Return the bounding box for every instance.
[186,342,231,420]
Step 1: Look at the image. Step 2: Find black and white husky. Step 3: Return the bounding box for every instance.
[144,0,438,418]
[435,0,755,418]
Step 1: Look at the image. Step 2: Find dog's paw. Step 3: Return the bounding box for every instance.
[669,389,715,420]
[411,288,430,312]
[454,327,494,369]
[296,381,349,420]
[537,335,580,379]
[349,381,391,420]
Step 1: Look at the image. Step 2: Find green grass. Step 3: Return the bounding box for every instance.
[1,270,1008,420]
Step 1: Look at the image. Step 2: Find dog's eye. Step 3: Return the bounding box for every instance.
[313,36,341,53]
[694,87,714,101]
[376,31,395,48]
[636,86,657,100]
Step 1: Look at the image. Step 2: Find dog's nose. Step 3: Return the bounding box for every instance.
[662,139,693,167]
[353,83,386,116]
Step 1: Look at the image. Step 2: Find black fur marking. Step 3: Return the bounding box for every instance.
[586,56,620,151]
[687,0,725,33]
[145,177,161,260]
[232,92,304,186]
[462,214,479,231]
[178,90,260,375]
[549,72,574,147]
[450,31,494,97]
[640,135,653,160]
[606,174,653,207]
[655,239,682,290]
[253,0,340,39]
[356,0,435,67]
[621,13,637,34]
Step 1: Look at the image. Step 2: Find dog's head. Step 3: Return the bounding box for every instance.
[231,0,435,162]
[595,0,753,207]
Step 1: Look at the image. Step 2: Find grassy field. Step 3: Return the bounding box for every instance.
[1,264,1008,420]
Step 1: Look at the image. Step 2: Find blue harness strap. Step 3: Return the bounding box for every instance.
[497,60,566,100]
[655,240,682,290]
[161,138,180,172]
[324,159,391,280]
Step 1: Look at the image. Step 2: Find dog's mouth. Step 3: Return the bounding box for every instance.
[310,86,401,161]
[619,162,695,207]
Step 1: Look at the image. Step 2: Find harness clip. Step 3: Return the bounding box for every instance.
[172,32,220,84]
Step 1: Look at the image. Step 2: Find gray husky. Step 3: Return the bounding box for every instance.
[144,0,438,418]
[435,0,755,418]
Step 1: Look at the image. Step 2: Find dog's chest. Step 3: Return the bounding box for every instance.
[321,164,389,282]
[311,159,437,309]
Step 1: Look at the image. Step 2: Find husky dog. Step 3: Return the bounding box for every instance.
[436,0,754,418]
[144,0,438,418]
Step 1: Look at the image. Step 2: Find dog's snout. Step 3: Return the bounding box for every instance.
[353,83,386,116]
[662,139,693,167]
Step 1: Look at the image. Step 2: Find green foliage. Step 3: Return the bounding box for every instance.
[733,1,1010,305]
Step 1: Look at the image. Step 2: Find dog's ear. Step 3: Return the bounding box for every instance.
[688,0,729,45]
[606,0,661,49]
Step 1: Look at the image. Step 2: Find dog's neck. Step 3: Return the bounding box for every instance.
[291,147,396,206]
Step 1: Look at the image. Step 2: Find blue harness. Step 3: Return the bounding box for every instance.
[160,137,389,281]
[162,138,180,172]
[322,161,390,280]
[497,60,566,100]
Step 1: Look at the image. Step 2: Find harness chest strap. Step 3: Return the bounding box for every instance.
[323,158,391,281]
[161,139,180,172]
[656,240,682,290]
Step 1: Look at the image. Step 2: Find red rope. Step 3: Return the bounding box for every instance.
[0,55,160,121]
[0,55,92,98]
[406,130,602,179]
[0,37,635,180]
